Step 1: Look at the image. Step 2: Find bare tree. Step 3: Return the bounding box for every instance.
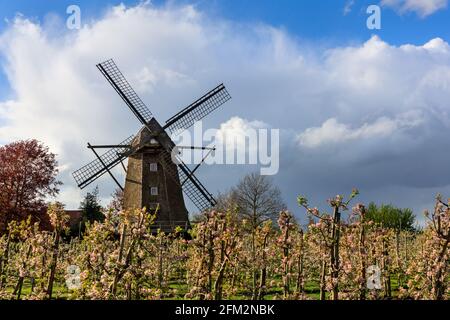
[214,191,238,214]
[231,172,285,229]
[230,172,285,299]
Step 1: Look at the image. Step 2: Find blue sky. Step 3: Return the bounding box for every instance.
[1,1,450,221]
[0,1,449,43]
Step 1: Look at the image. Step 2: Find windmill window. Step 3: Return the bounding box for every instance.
[150,163,157,172]
[151,187,158,196]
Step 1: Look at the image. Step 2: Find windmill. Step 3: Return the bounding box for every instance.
[72,59,231,232]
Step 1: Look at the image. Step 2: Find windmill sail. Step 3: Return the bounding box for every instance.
[164,84,231,135]
[97,59,153,125]
[72,135,134,189]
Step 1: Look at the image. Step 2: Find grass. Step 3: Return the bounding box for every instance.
[2,276,445,300]
[4,279,70,299]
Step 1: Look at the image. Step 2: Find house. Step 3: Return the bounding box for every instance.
[65,210,83,231]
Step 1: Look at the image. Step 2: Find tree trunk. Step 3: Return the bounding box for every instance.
[230,264,237,289]
[282,224,290,299]
[158,237,164,289]
[14,277,24,300]
[257,232,269,300]
[0,231,11,289]
[251,227,258,300]
[295,230,304,296]
[15,243,32,299]
[213,261,227,300]
[330,206,341,300]
[395,230,403,288]
[46,231,61,299]
[213,240,226,300]
[207,228,215,295]
[257,267,267,300]
[111,224,126,296]
[359,221,367,300]
[381,235,391,299]
[126,281,132,300]
[319,259,327,300]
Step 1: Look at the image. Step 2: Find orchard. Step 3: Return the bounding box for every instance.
[0,190,448,300]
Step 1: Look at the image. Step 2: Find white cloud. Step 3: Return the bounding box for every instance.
[297,111,423,148]
[216,116,267,148]
[174,116,268,166]
[0,3,450,218]
[381,0,448,17]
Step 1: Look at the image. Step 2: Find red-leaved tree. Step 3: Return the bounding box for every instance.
[0,140,61,232]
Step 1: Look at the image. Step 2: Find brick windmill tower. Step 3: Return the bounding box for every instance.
[72,59,231,232]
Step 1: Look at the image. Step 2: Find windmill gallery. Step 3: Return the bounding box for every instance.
[72,59,231,232]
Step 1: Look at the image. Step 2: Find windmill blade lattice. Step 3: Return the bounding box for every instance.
[164,84,231,135]
[72,135,135,189]
[97,59,153,125]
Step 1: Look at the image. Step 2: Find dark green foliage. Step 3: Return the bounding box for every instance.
[366,202,416,231]
[80,186,104,224]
